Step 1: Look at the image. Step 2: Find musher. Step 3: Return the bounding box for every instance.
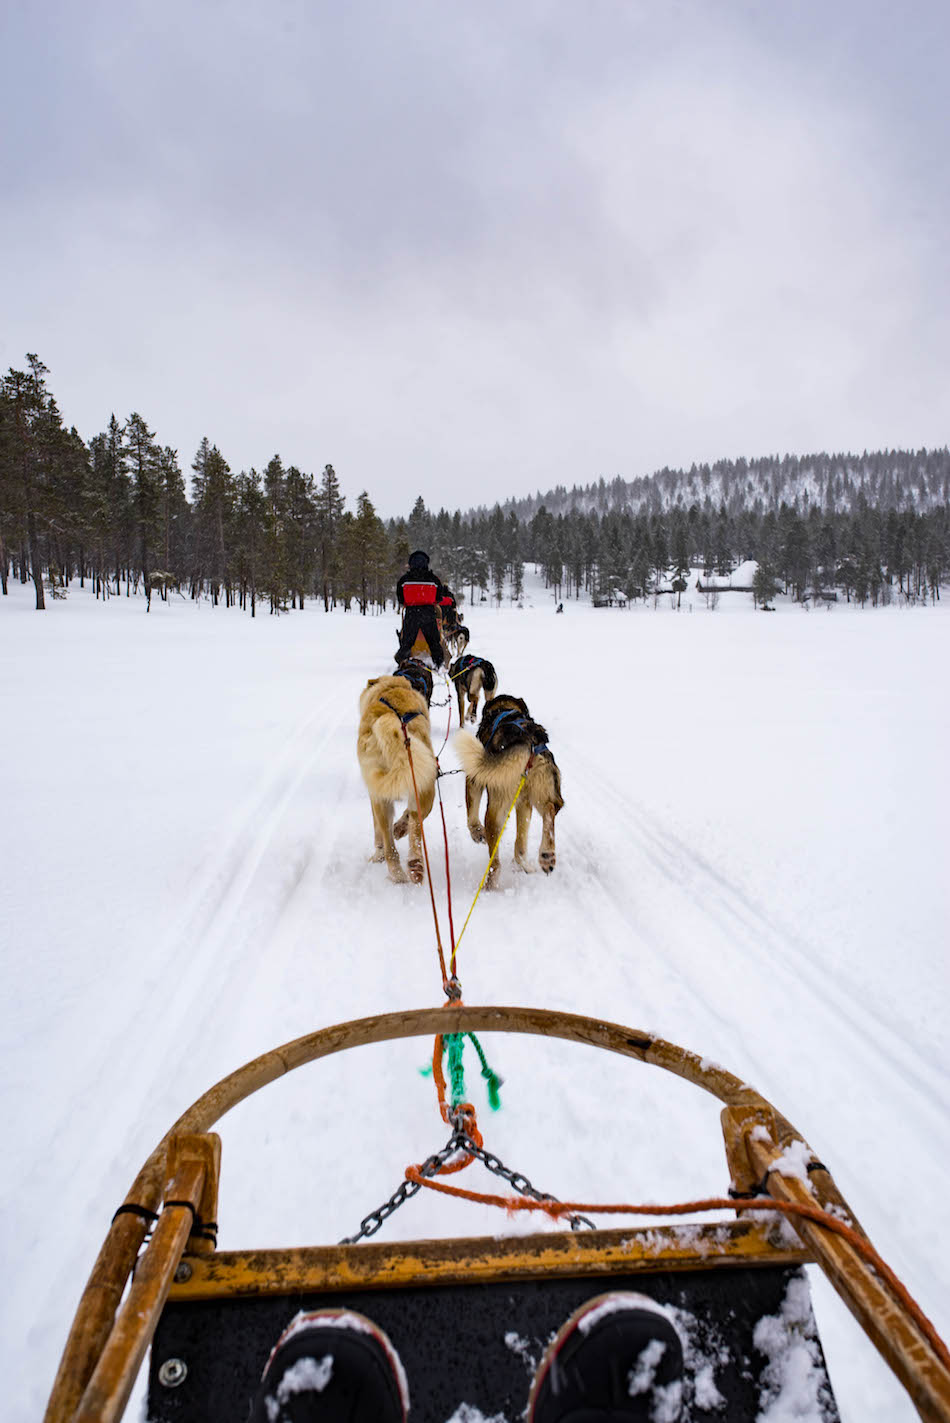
[395,550,452,669]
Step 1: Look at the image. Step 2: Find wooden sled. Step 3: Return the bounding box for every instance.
[44,1006,950,1423]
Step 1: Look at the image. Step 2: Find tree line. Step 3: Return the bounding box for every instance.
[2,354,947,613]
[0,356,396,614]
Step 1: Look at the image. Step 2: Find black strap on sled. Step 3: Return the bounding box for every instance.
[112,1203,159,1227]
[163,1198,219,1244]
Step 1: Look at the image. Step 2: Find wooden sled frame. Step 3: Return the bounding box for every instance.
[44,1005,950,1423]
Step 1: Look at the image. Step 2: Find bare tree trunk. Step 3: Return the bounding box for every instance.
[27,506,45,609]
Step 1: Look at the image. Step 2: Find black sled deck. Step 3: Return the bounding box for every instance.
[45,1006,950,1423]
[150,1238,835,1422]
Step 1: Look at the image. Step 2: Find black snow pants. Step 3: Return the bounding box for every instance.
[396,608,443,668]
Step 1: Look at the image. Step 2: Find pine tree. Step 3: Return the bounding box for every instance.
[123,412,162,607]
[316,464,345,610]
[752,557,779,609]
[1,355,57,609]
[284,464,316,608]
[192,439,235,606]
[346,491,389,614]
[157,447,188,592]
[233,469,267,616]
[262,455,288,612]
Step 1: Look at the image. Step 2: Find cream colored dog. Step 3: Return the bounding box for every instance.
[454,694,562,889]
[358,675,437,884]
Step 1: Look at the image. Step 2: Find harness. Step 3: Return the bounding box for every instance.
[456,654,482,674]
[393,664,431,701]
[484,706,549,757]
[379,696,421,727]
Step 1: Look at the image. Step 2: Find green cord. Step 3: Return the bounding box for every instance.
[467,1032,503,1111]
[421,1034,503,1112]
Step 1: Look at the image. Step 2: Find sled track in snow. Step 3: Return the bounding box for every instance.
[568,746,950,1129]
[46,698,351,1156]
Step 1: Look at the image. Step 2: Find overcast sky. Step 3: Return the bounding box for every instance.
[2,0,948,515]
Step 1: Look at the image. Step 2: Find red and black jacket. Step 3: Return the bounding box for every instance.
[397,569,451,610]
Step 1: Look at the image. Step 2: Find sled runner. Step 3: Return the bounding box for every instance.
[45,1006,950,1423]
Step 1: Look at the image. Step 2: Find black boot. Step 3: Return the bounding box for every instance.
[250,1309,408,1423]
[528,1292,684,1423]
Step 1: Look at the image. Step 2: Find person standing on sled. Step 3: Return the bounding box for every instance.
[395,550,451,669]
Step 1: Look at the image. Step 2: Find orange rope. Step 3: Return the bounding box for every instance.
[401,1172,950,1374]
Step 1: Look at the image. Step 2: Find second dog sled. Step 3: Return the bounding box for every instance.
[44,1005,950,1423]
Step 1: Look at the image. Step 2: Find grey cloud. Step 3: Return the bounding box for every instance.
[2,0,948,513]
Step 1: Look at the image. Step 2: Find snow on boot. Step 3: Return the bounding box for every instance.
[528,1291,685,1423]
[250,1308,408,1423]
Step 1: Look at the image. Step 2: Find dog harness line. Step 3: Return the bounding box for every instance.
[379,696,421,727]
[484,706,550,757]
[393,664,431,700]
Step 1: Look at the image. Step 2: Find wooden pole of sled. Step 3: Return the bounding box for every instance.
[45,1135,219,1423]
[740,1127,950,1423]
[72,1156,205,1423]
[46,1006,950,1423]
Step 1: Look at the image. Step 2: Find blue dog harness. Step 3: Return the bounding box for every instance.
[485,706,549,757]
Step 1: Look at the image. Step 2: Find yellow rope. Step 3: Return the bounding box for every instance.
[450,773,526,972]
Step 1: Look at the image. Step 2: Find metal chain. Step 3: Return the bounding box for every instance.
[339,1132,462,1244]
[450,1116,596,1232]
[341,1114,595,1243]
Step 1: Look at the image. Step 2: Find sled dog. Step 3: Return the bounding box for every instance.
[393,657,434,705]
[449,653,498,725]
[446,623,470,657]
[454,694,563,888]
[357,675,437,885]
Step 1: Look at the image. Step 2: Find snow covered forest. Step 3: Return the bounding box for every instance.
[3,355,948,618]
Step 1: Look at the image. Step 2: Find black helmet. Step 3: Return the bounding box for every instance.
[408,550,430,570]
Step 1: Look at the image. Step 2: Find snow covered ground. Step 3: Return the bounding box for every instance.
[2,571,947,1422]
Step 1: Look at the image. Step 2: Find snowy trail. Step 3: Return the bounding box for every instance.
[576,752,948,1126]
[3,580,948,1423]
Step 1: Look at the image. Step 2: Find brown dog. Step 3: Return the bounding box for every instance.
[449,653,498,725]
[357,675,436,884]
[454,694,563,888]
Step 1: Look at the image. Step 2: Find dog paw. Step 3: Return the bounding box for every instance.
[539,852,556,874]
[469,824,486,844]
[393,812,409,840]
[369,848,386,863]
[514,856,537,874]
[408,857,424,884]
[387,862,409,884]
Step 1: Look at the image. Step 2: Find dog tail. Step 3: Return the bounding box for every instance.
[455,727,532,790]
[453,730,486,780]
[371,712,437,798]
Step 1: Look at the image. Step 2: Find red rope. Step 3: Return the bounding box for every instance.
[436,668,454,758]
[401,1172,950,1375]
[401,728,448,988]
[436,777,456,959]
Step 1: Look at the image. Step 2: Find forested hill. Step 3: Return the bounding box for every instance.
[472,448,950,523]
[3,352,948,614]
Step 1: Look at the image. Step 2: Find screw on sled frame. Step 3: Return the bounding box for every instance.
[45,1005,950,1423]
